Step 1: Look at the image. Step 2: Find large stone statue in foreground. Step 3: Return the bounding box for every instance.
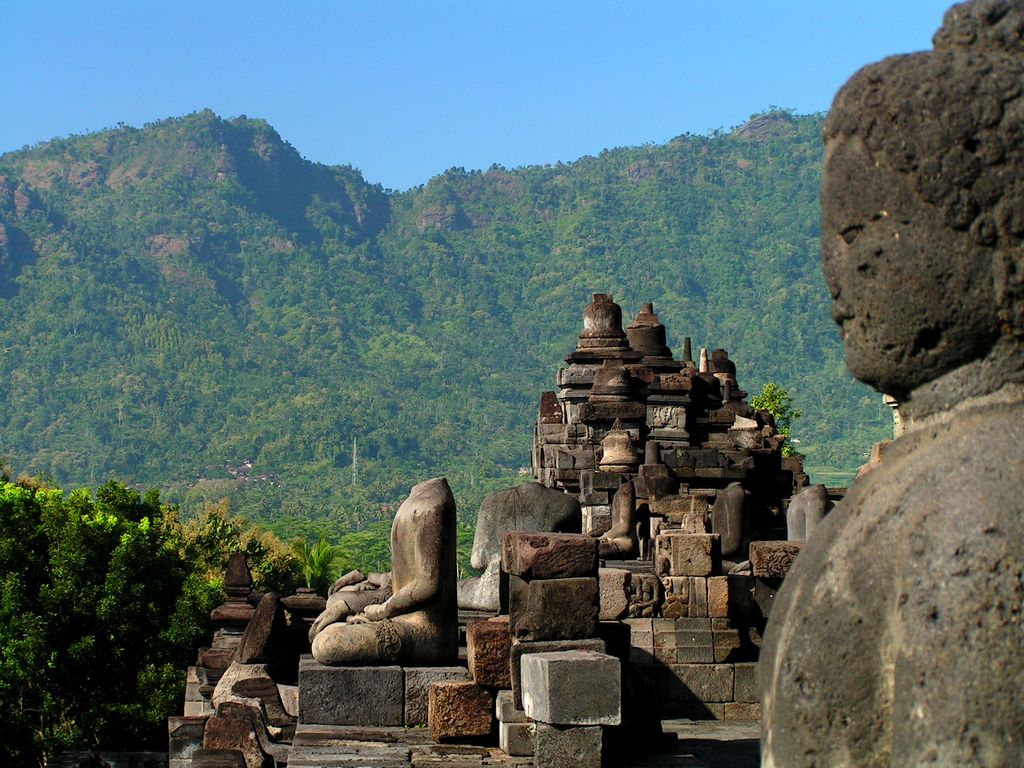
[310,477,458,665]
[761,2,1024,765]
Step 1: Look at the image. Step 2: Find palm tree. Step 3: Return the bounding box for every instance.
[293,535,342,595]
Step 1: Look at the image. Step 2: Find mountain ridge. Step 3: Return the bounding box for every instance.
[0,109,886,536]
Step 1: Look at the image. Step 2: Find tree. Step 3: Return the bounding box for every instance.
[293,535,343,594]
[751,382,802,456]
[0,478,300,766]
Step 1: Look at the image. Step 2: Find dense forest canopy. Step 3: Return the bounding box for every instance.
[0,109,889,538]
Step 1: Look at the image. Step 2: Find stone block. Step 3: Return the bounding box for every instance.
[509,575,598,641]
[169,716,209,763]
[707,576,730,618]
[654,628,714,664]
[665,664,735,703]
[404,666,471,726]
[521,651,621,726]
[624,617,653,646]
[598,568,631,620]
[298,658,403,726]
[713,629,742,662]
[501,532,598,580]
[511,638,605,709]
[688,577,709,618]
[655,533,720,577]
[192,749,247,768]
[649,495,707,533]
[428,680,493,742]
[466,617,512,688]
[655,617,711,631]
[533,723,602,768]
[734,662,759,704]
[500,721,535,756]
[749,540,803,578]
[203,715,269,768]
[236,592,287,664]
[496,688,527,723]
[724,702,761,721]
[582,505,612,536]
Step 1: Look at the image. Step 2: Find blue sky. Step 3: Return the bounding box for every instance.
[7,1,952,190]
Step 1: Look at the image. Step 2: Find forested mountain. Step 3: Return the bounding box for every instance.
[0,109,889,538]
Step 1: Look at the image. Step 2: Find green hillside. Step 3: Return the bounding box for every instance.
[0,109,889,537]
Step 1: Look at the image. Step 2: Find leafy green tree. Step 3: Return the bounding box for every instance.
[0,477,300,766]
[751,382,802,456]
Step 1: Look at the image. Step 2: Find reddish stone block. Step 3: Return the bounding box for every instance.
[501,532,598,580]
[707,576,730,618]
[467,617,512,689]
[428,680,493,742]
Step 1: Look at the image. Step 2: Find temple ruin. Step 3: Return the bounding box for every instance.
[168,292,821,768]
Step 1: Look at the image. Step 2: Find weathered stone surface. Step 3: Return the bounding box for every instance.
[456,558,501,612]
[500,720,535,757]
[748,540,801,578]
[649,495,706,533]
[712,629,741,663]
[654,628,713,664]
[212,662,293,727]
[500,532,598,580]
[733,662,758,704]
[495,688,527,724]
[427,680,493,742]
[665,664,734,703]
[203,714,271,768]
[311,478,458,666]
[511,638,605,710]
[521,651,621,726]
[298,659,403,726]
[710,482,748,559]
[236,592,288,664]
[724,702,761,721]
[508,575,599,642]
[404,666,470,726]
[688,576,708,618]
[598,567,631,620]
[785,483,832,541]
[192,749,248,768]
[169,715,209,763]
[466,481,581,595]
[533,723,602,768]
[655,533,720,577]
[598,480,639,558]
[707,576,730,618]
[627,572,661,618]
[764,4,1024,764]
[466,617,512,688]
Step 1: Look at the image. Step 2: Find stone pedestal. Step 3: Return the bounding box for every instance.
[297,658,403,726]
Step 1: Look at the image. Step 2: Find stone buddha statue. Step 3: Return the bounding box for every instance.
[761,2,1024,765]
[309,477,458,666]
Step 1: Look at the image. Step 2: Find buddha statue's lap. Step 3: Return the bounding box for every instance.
[309,477,458,666]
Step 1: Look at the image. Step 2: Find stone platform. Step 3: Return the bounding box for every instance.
[284,720,758,767]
